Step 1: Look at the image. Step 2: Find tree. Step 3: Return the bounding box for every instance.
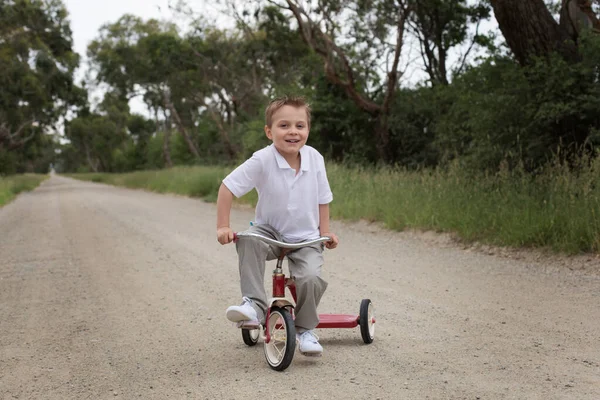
[258,0,412,161]
[87,16,203,163]
[0,0,81,172]
[490,0,599,65]
[408,0,492,85]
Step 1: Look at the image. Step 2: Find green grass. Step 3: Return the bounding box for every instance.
[66,166,238,203]
[67,159,600,254]
[327,160,600,254]
[0,174,48,207]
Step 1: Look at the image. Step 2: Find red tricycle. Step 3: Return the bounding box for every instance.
[233,231,375,371]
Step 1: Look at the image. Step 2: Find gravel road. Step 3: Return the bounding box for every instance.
[1,175,599,399]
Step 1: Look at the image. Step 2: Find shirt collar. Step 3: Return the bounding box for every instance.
[270,144,310,171]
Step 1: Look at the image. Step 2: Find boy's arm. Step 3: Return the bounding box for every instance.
[319,203,339,249]
[216,183,235,244]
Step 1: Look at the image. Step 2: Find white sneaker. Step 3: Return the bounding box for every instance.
[226,297,259,325]
[297,330,323,356]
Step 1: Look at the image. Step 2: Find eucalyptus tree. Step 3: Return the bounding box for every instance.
[64,92,129,172]
[182,11,319,160]
[87,16,202,163]
[407,0,492,86]
[0,0,81,172]
[236,0,413,162]
[490,0,599,65]
[134,31,202,160]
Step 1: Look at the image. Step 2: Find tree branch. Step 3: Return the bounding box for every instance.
[456,20,482,76]
[0,119,37,150]
[382,2,410,115]
[279,0,382,115]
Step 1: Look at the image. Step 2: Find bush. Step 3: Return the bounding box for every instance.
[433,34,600,171]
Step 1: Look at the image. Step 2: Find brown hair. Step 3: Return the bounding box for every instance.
[265,95,311,128]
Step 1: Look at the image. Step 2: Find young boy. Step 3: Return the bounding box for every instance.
[216,95,339,356]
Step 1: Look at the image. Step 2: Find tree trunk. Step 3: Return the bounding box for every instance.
[207,108,237,161]
[193,93,238,161]
[84,143,99,173]
[162,112,173,168]
[560,0,600,41]
[163,130,173,168]
[214,92,239,160]
[162,92,201,161]
[375,114,391,162]
[490,0,579,65]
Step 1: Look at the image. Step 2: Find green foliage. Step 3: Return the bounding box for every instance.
[6,0,600,176]
[309,79,375,163]
[407,0,493,84]
[415,33,600,170]
[0,0,83,173]
[66,112,125,172]
[387,87,441,168]
[239,119,271,160]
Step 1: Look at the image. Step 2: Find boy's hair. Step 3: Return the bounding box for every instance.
[265,95,311,128]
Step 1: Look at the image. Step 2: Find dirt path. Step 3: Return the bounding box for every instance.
[1,176,599,399]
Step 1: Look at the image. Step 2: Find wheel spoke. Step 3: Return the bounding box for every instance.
[270,317,287,360]
[274,342,285,359]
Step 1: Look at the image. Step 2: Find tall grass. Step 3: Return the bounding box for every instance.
[0,174,47,207]
[327,160,600,254]
[68,159,600,254]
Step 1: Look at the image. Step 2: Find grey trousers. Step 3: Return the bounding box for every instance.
[236,224,328,331]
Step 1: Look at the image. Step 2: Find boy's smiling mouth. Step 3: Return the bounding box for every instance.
[285,139,300,143]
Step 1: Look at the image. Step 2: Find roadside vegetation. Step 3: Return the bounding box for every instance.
[69,156,600,254]
[0,175,47,207]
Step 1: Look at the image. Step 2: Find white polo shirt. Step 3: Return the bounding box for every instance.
[223,144,333,243]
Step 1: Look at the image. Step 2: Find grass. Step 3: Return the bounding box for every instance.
[0,174,48,207]
[326,160,600,254]
[67,167,230,202]
[67,159,600,254]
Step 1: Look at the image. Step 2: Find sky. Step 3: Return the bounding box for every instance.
[63,0,232,114]
[63,0,231,57]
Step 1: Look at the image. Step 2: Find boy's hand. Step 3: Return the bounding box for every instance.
[217,227,234,245]
[321,232,339,249]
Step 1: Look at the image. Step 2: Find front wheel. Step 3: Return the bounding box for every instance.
[264,307,296,371]
[241,327,260,346]
[359,299,375,344]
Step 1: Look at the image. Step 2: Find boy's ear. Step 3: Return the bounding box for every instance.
[264,125,273,140]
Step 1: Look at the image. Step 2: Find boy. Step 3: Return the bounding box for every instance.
[216,95,339,356]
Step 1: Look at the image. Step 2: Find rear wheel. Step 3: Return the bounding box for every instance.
[264,307,296,371]
[241,327,260,346]
[359,299,375,344]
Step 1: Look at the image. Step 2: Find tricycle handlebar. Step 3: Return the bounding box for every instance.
[234,232,331,249]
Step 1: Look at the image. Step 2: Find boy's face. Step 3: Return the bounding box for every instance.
[265,105,309,159]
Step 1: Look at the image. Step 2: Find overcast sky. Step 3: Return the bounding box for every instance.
[63,0,232,57]
[62,0,233,113]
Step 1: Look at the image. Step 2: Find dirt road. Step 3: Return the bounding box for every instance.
[1,176,599,399]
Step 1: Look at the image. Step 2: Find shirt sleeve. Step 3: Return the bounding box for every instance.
[317,155,333,204]
[222,152,263,198]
